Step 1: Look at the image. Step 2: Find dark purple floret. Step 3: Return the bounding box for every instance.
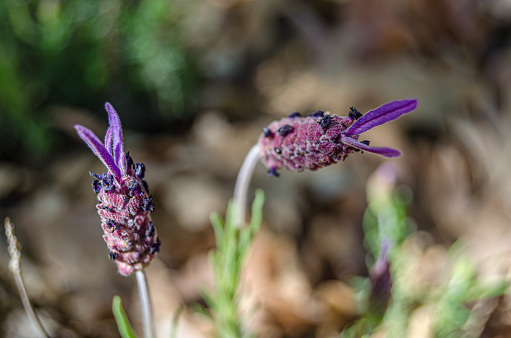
[310,110,325,117]
[101,205,113,212]
[349,106,363,120]
[267,167,280,177]
[361,140,370,145]
[90,172,103,180]
[146,222,155,237]
[106,220,117,232]
[150,238,161,255]
[92,179,101,193]
[318,115,332,129]
[263,127,273,138]
[90,172,117,193]
[143,196,155,212]
[102,174,115,192]
[288,112,301,118]
[135,163,145,179]
[126,152,134,170]
[128,182,141,197]
[109,252,118,260]
[278,124,293,136]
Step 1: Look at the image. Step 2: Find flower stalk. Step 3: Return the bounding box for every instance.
[4,217,51,338]
[233,144,262,228]
[136,270,155,338]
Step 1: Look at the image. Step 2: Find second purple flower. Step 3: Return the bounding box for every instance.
[258,99,417,176]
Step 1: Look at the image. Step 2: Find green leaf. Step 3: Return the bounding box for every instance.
[112,295,138,338]
[465,281,510,302]
[249,190,265,237]
[210,212,225,251]
[201,190,265,338]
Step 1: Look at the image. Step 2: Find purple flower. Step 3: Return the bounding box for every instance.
[257,99,417,176]
[75,103,160,276]
[369,238,392,313]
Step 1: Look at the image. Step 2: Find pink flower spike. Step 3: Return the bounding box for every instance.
[257,99,417,176]
[74,125,122,181]
[75,103,160,276]
[344,99,417,137]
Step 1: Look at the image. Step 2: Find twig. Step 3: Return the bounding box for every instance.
[233,145,261,228]
[4,217,51,338]
[136,269,155,338]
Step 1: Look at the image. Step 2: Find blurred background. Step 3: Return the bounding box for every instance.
[2,0,511,336]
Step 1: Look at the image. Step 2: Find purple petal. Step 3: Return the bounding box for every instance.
[105,103,126,175]
[118,147,127,175]
[344,99,417,137]
[341,134,401,157]
[114,141,126,175]
[75,125,122,181]
[105,126,113,156]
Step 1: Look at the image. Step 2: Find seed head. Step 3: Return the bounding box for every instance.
[258,99,417,176]
[75,103,160,276]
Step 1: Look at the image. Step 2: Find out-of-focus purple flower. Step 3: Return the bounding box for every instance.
[75,103,160,276]
[258,99,417,176]
[369,239,392,313]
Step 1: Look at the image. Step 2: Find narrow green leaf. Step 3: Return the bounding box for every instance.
[112,295,138,338]
[249,190,265,237]
[465,281,510,302]
[202,190,265,338]
[210,212,225,250]
[238,229,250,257]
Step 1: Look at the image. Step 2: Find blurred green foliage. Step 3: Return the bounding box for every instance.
[342,174,509,337]
[112,295,138,338]
[0,0,200,162]
[200,190,265,338]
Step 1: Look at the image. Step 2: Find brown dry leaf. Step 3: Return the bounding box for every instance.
[241,228,324,337]
[314,280,358,337]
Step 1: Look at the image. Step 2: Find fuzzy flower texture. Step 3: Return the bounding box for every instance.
[258,99,418,176]
[75,103,160,276]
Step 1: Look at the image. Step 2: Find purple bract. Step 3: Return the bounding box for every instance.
[257,99,417,176]
[75,103,160,276]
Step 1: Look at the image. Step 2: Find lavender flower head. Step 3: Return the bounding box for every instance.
[258,99,417,176]
[75,103,160,276]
